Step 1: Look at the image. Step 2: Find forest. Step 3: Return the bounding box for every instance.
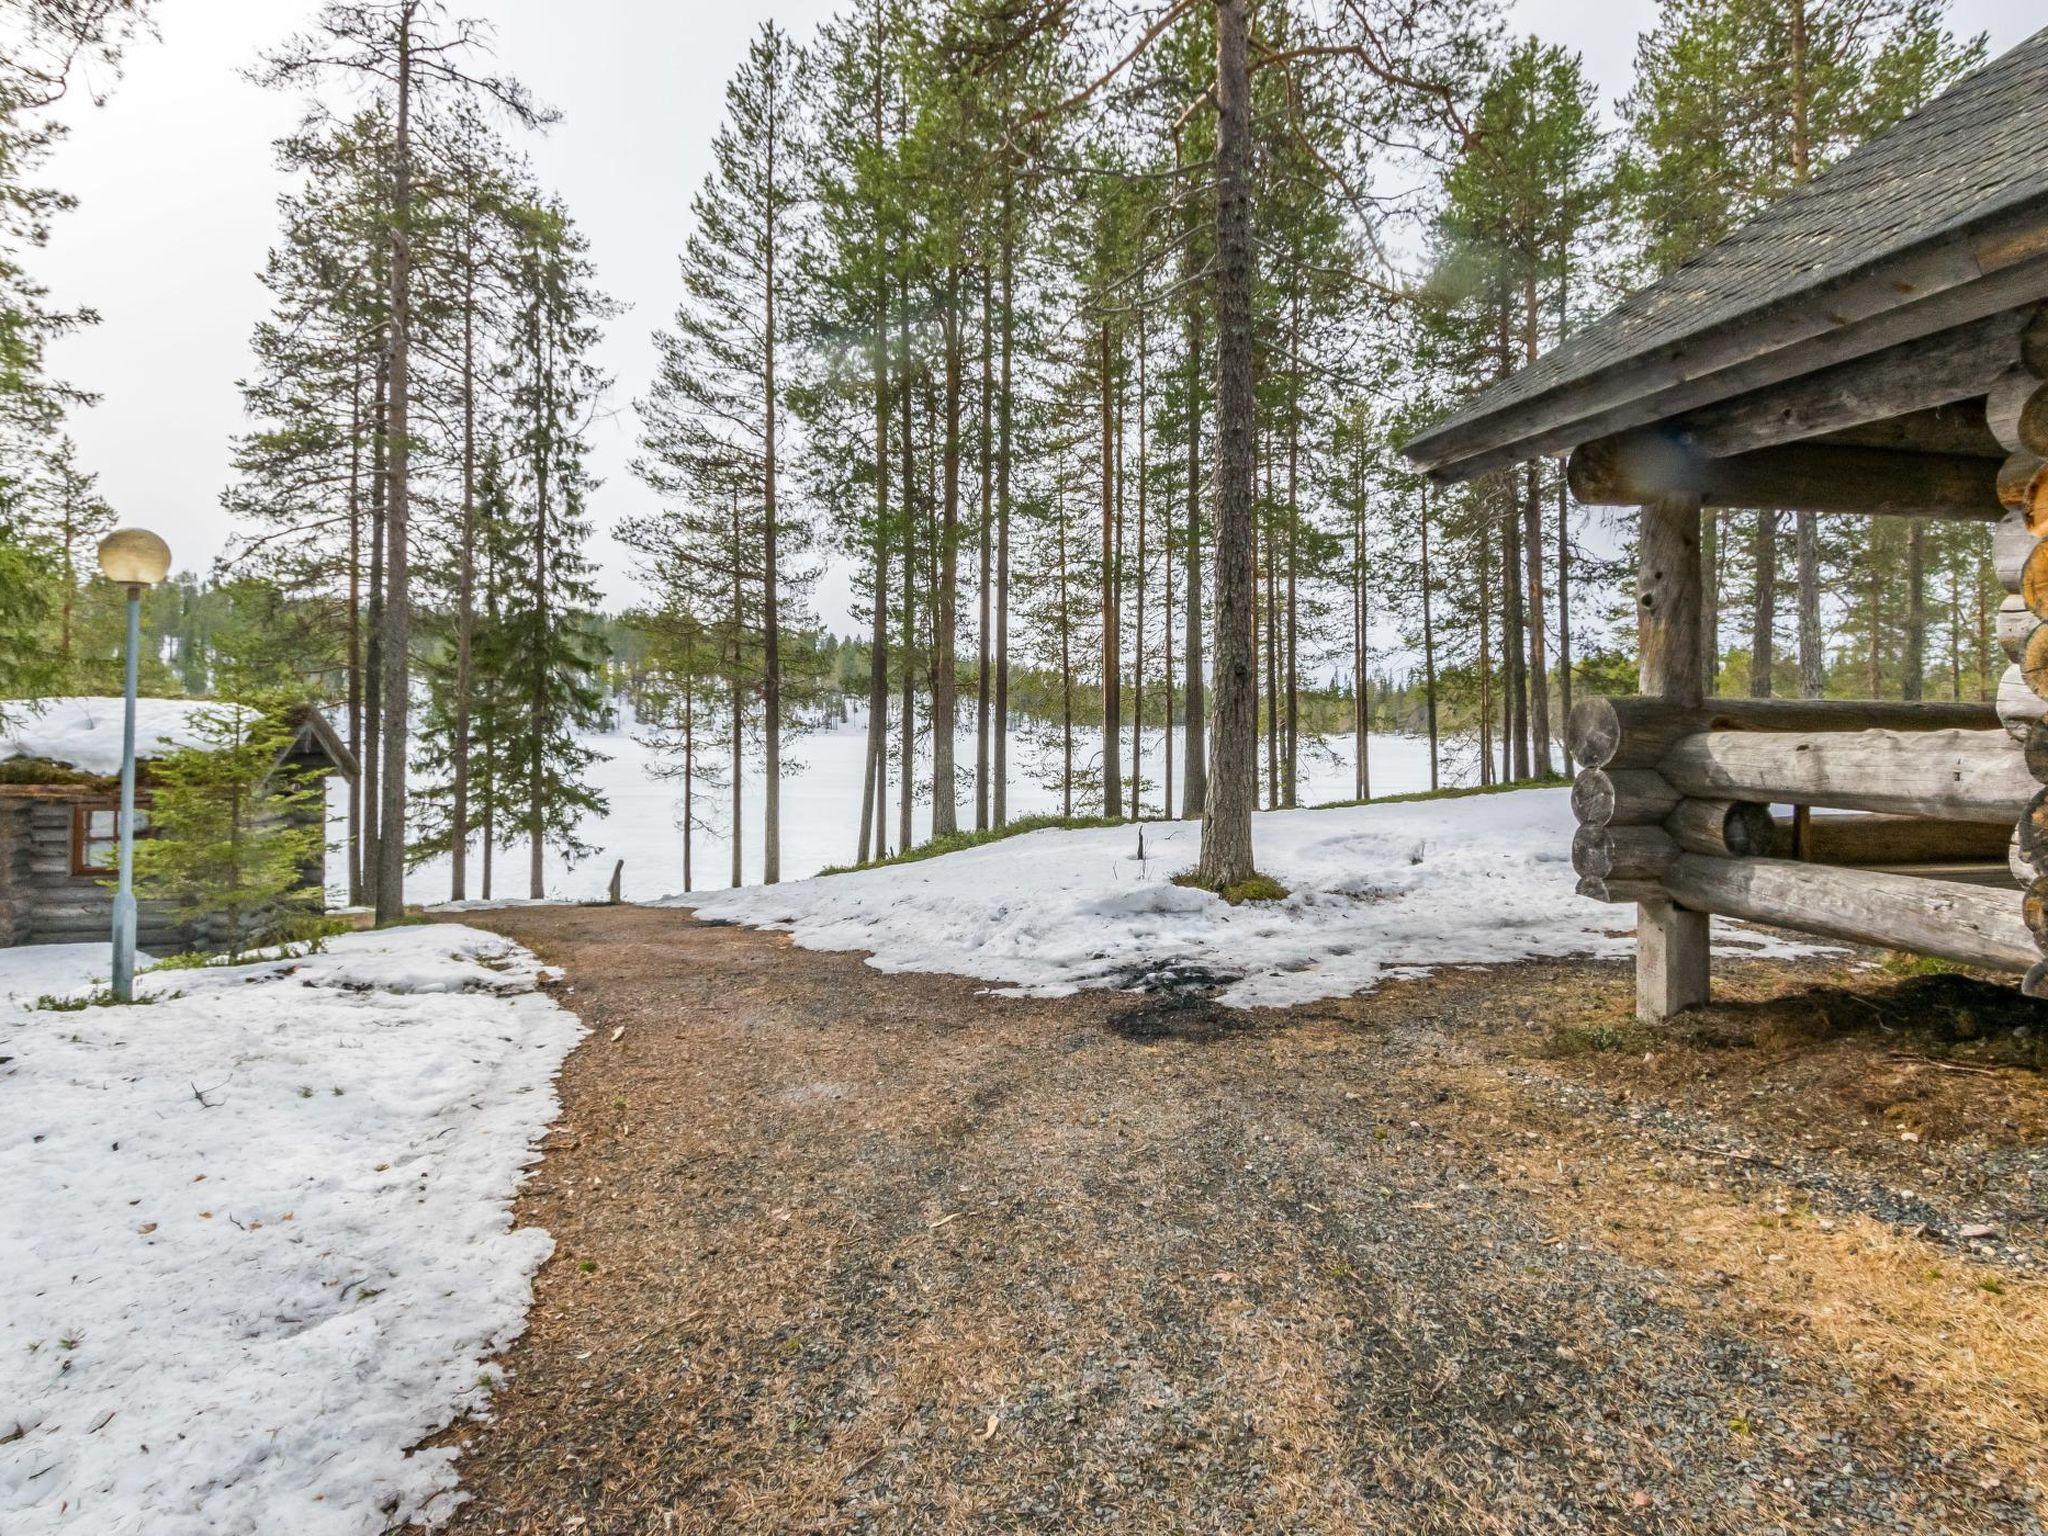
[0,0,1997,912]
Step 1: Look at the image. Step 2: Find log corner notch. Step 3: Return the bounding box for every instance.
[1989,340,2048,1000]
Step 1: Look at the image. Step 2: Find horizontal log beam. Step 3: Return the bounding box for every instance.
[1567,431,2000,516]
[1675,308,2031,457]
[1668,798,1777,858]
[1572,824,1679,882]
[1660,727,2037,820]
[1661,853,2039,974]
[1576,875,1664,905]
[1778,812,2016,866]
[1567,694,1998,770]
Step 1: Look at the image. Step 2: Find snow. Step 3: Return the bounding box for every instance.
[388,707,1455,906]
[674,788,1833,1010]
[0,697,251,777]
[0,942,150,1006]
[0,926,583,1535]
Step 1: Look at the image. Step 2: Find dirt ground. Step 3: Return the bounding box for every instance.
[421,905,2048,1536]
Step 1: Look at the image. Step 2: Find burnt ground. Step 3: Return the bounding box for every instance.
[419,904,2048,1536]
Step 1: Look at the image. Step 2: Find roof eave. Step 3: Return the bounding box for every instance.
[1400,196,2048,484]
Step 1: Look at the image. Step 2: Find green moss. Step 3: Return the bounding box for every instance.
[1172,870,1290,905]
[0,759,109,786]
[816,813,1126,876]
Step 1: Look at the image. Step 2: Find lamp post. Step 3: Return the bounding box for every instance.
[97,528,172,1002]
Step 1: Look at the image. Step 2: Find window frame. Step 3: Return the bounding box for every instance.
[70,802,150,877]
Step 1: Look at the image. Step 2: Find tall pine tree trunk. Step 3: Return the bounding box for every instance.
[994,183,1014,828]
[1503,492,1528,781]
[683,649,695,892]
[1904,517,1926,700]
[1556,469,1573,729]
[1181,255,1206,819]
[1751,511,1776,697]
[858,272,891,865]
[1058,495,1074,815]
[1192,0,1255,887]
[1099,318,1121,817]
[1700,506,1720,694]
[527,400,552,901]
[1797,510,1822,696]
[975,260,992,832]
[346,361,365,906]
[451,236,477,901]
[363,351,388,910]
[1253,442,1269,806]
[1283,291,1300,807]
[762,112,783,884]
[1523,461,1551,776]
[1132,309,1147,819]
[731,493,745,887]
[897,284,915,855]
[1420,482,1439,791]
[376,17,415,925]
[1164,422,1175,819]
[932,264,962,839]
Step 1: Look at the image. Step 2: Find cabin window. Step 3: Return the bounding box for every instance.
[71,804,152,876]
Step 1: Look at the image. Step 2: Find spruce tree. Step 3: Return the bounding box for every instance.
[132,699,324,961]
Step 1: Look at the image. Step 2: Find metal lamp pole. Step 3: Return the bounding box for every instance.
[112,583,142,1000]
[97,528,171,1003]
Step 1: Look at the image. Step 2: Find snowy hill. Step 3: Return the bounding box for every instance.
[676,788,1830,1010]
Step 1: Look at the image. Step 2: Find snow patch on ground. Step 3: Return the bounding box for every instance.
[0,926,582,1535]
[0,696,251,776]
[0,942,151,1006]
[674,789,1835,1009]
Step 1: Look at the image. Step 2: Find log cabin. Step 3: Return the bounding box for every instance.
[0,697,356,951]
[1401,26,2048,1020]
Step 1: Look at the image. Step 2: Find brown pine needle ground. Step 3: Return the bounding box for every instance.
[419,906,2048,1535]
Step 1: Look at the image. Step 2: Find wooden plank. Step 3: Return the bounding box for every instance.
[1674,308,2029,457]
[1567,430,2000,516]
[1662,853,2038,973]
[1661,727,2037,820]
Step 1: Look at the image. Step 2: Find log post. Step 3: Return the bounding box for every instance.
[1635,491,1709,1021]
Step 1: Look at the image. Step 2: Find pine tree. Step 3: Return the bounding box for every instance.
[635,23,812,884]
[255,0,552,923]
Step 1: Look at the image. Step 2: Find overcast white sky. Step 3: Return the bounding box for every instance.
[35,0,2037,631]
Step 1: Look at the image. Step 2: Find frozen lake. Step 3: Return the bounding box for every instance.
[337,710,1473,906]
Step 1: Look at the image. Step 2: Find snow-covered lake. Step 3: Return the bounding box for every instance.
[359,712,1467,907]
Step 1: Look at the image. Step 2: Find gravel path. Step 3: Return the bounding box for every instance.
[425,905,2048,1536]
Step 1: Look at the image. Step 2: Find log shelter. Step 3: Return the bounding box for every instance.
[1401,27,2048,1019]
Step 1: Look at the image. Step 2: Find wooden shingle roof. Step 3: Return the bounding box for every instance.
[1404,26,2048,480]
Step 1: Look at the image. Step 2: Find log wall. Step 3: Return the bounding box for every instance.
[1987,335,2048,995]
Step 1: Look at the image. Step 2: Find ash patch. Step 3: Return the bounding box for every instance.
[1105,959,1254,1043]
